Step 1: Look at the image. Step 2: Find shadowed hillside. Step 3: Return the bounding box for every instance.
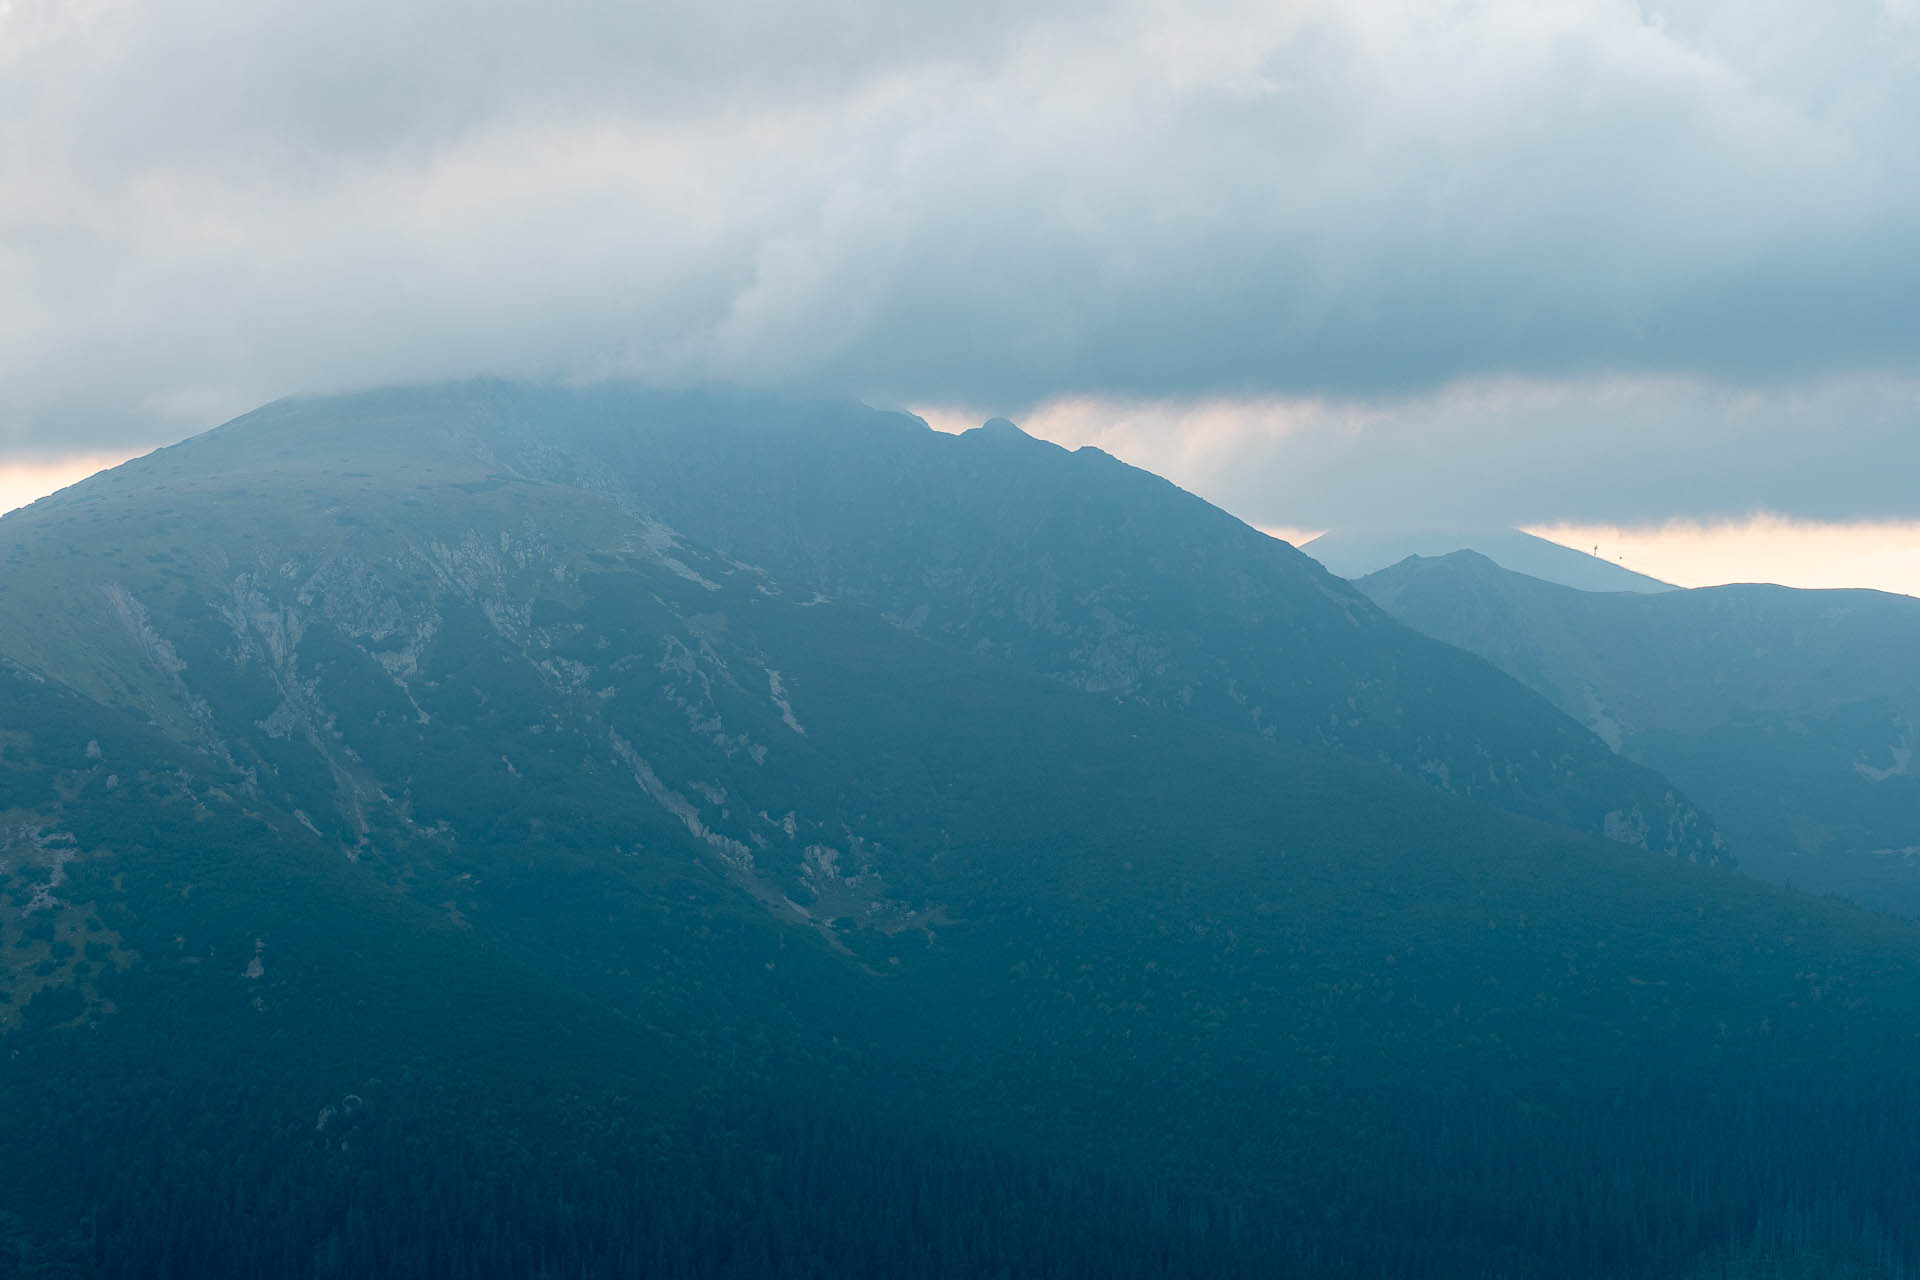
[1361,550,1920,913]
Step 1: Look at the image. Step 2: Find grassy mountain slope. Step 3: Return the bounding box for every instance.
[70,380,1720,861]
[1360,550,1920,912]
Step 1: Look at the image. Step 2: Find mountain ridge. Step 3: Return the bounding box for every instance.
[95,378,1717,861]
[1306,526,1676,593]
[1359,549,1920,912]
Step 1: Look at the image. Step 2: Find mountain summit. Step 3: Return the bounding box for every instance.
[18,379,1716,861]
[974,415,1028,436]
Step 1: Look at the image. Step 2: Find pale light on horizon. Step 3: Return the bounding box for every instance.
[1529,517,1920,599]
[10,432,1913,604]
[1257,525,1326,548]
[0,451,148,516]
[914,399,1920,599]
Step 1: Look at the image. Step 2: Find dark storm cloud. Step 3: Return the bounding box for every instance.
[4,0,1920,523]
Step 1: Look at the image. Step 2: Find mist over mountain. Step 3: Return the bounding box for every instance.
[1360,550,1920,914]
[3,383,1920,1275]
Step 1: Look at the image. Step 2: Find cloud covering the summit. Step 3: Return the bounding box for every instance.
[4,0,1920,524]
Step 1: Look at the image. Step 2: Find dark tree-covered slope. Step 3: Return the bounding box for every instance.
[1360,550,1920,913]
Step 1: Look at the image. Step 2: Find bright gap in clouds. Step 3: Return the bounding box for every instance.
[1530,518,1920,599]
[1256,526,1328,550]
[0,451,147,516]
[914,399,1920,599]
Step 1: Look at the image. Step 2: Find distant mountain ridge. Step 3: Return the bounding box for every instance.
[1306,527,1675,593]
[1359,550,1920,912]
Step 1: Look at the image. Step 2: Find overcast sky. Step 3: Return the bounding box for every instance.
[5,0,1920,533]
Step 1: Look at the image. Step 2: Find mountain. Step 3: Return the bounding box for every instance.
[1359,550,1920,913]
[55,380,1712,862]
[4,381,1920,1276]
[1306,527,1675,593]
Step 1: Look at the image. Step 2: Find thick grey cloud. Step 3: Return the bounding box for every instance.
[3,0,1920,524]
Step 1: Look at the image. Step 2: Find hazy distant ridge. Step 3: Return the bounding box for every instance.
[1359,550,1920,912]
[1306,527,1674,593]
